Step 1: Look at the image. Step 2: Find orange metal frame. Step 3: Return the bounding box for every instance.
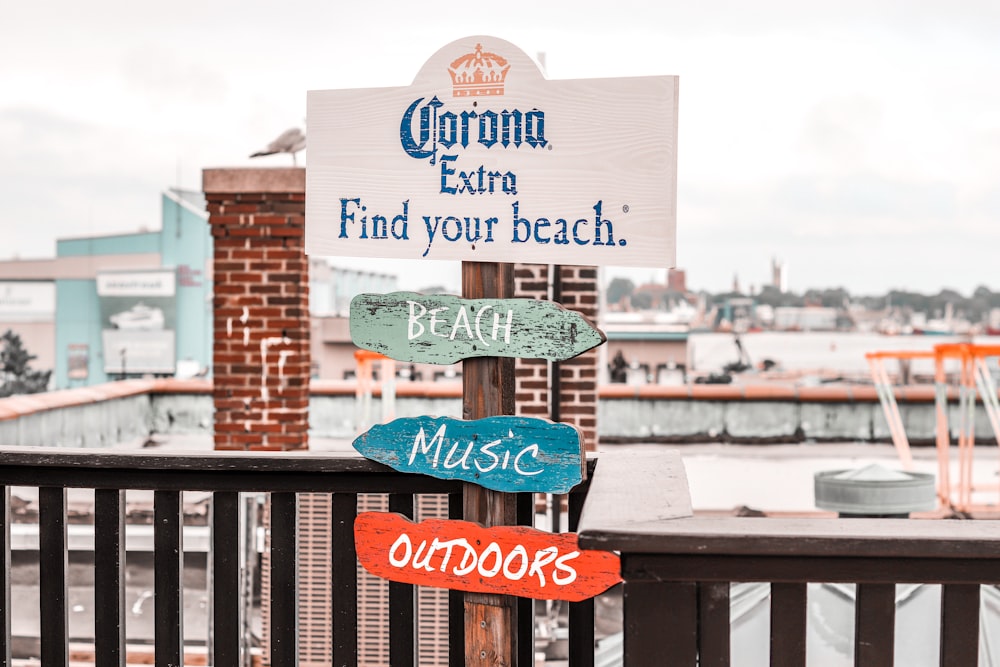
[866,345,1000,512]
[354,349,397,430]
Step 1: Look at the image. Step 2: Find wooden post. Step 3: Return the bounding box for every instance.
[462,261,518,666]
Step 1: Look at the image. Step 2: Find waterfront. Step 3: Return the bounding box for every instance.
[688,331,1000,380]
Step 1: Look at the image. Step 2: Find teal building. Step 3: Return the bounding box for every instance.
[53,189,212,388]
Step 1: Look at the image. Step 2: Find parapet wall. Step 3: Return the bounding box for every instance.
[0,380,212,448]
[0,379,995,447]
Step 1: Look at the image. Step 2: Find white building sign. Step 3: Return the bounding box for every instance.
[0,282,55,321]
[306,35,678,268]
[96,271,176,298]
[97,270,177,375]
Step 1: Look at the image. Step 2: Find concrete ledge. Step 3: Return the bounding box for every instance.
[310,379,463,398]
[150,378,212,395]
[1,380,997,447]
[202,167,304,194]
[601,383,954,403]
[0,380,158,421]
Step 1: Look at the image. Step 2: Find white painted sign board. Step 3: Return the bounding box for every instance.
[306,35,677,268]
[0,282,55,321]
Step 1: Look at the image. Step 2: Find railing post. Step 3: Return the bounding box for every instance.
[94,489,126,667]
[331,493,358,667]
[854,583,896,666]
[212,491,241,667]
[270,492,299,667]
[388,493,416,666]
[38,487,68,667]
[623,574,697,666]
[154,490,184,667]
[940,584,981,667]
[0,486,10,667]
[462,261,519,667]
[568,483,595,667]
[697,582,731,667]
[770,582,807,666]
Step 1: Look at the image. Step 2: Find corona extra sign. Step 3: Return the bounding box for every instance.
[307,36,678,268]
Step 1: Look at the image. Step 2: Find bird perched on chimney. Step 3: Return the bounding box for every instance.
[250,127,306,165]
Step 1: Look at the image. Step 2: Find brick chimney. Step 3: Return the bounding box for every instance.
[203,167,310,451]
[514,264,600,451]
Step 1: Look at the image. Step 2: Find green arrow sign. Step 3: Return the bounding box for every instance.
[350,291,605,364]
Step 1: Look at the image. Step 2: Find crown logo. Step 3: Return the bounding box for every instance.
[448,43,510,97]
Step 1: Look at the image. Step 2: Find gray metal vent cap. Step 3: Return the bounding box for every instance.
[814,464,936,515]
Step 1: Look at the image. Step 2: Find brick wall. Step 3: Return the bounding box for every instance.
[514,264,600,451]
[203,168,310,451]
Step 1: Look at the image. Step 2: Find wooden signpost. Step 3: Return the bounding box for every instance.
[353,415,586,493]
[307,34,677,666]
[355,512,622,602]
[351,292,605,363]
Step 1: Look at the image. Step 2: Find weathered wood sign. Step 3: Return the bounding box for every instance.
[350,291,605,364]
[354,512,621,602]
[353,415,585,493]
[307,36,678,268]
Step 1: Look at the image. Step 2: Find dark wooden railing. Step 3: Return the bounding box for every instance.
[577,449,1000,667]
[3,446,1000,666]
[0,447,595,667]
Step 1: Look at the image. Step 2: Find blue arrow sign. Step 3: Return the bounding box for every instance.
[353,415,586,494]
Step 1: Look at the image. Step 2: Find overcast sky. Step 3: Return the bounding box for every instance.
[2,1,998,296]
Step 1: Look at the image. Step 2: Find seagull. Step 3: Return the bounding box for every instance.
[250,127,306,165]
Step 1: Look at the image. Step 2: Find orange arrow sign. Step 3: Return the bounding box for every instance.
[354,512,621,602]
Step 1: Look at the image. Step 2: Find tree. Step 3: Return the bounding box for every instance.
[606,277,635,307]
[630,291,653,310]
[0,330,51,397]
[803,287,851,309]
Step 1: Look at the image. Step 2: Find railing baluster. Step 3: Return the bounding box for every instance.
[332,492,358,667]
[568,487,595,667]
[94,489,126,667]
[39,486,68,667]
[212,491,240,667]
[625,577,697,667]
[389,492,415,667]
[517,491,534,667]
[154,489,183,667]
[448,491,464,667]
[940,584,980,667]
[270,491,298,667]
[698,582,731,667]
[769,582,807,666]
[0,486,11,667]
[854,583,896,667]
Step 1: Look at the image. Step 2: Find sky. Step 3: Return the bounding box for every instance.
[2,1,999,297]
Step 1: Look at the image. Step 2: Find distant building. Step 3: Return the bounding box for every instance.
[0,281,56,371]
[716,297,758,332]
[771,257,788,293]
[0,189,405,389]
[0,189,212,388]
[601,312,689,385]
[308,260,397,317]
[667,268,687,293]
[773,306,838,331]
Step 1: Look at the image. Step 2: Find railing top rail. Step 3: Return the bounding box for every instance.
[576,448,693,530]
[0,445,379,470]
[579,513,1000,559]
[0,446,463,494]
[576,448,1000,561]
